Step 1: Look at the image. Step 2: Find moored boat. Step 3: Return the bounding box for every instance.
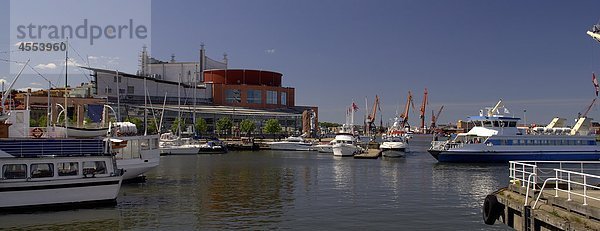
[428,100,600,162]
[267,136,314,151]
[332,133,363,157]
[0,141,122,210]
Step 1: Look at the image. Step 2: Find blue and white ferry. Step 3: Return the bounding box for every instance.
[428,100,600,162]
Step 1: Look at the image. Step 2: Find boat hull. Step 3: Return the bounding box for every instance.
[268,143,314,151]
[333,144,359,157]
[428,150,600,163]
[314,144,333,153]
[160,146,200,155]
[381,148,406,158]
[0,177,121,209]
[198,147,228,154]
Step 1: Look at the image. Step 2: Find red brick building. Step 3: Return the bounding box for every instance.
[204,69,295,109]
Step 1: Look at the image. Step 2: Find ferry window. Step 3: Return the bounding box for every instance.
[141,139,149,150]
[509,121,517,127]
[31,163,54,178]
[483,121,492,127]
[58,162,79,176]
[83,161,107,176]
[493,121,500,127]
[2,164,27,179]
[152,138,159,149]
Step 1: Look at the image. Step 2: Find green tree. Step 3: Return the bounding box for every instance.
[216,117,232,136]
[240,119,256,136]
[195,117,208,136]
[170,118,182,134]
[37,115,48,127]
[147,118,158,134]
[319,121,341,128]
[263,119,282,138]
[29,117,37,127]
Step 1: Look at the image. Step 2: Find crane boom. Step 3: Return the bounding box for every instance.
[431,105,444,129]
[420,88,428,130]
[400,91,414,128]
[366,95,380,134]
[581,98,596,118]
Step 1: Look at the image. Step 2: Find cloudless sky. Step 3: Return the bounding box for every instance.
[4,0,600,126]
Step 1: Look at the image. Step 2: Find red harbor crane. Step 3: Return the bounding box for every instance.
[419,88,428,131]
[400,91,416,129]
[430,105,444,131]
[366,95,381,134]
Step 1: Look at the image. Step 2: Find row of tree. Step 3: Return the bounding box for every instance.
[29,115,284,138]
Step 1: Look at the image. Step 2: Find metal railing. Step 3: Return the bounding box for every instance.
[429,141,464,151]
[509,161,600,207]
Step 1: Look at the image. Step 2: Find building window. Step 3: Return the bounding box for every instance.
[225,89,241,103]
[247,90,262,104]
[266,91,277,104]
[280,92,287,105]
[114,76,117,82]
[119,89,125,94]
[127,86,134,94]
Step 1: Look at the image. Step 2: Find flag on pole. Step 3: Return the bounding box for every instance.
[593,73,599,96]
[351,102,359,112]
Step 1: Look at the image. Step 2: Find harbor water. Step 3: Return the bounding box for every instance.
[0,136,510,230]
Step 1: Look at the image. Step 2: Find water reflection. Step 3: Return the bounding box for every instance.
[432,163,508,210]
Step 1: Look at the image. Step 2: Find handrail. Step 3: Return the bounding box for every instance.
[510,161,600,209]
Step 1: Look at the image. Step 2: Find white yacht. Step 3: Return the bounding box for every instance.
[0,140,122,210]
[428,100,600,162]
[267,136,314,151]
[314,139,336,153]
[380,116,410,157]
[110,122,160,180]
[332,133,363,157]
[380,135,408,157]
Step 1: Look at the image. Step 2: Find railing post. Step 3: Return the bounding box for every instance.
[583,176,588,206]
[568,172,572,201]
[555,170,559,197]
[533,166,537,191]
[522,165,525,187]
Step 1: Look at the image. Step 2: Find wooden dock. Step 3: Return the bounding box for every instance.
[484,161,600,231]
[353,149,381,159]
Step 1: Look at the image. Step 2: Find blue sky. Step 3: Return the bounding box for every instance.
[4,0,600,126]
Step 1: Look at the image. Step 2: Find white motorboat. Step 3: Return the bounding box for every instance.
[267,136,314,151]
[314,139,336,153]
[332,133,362,157]
[380,116,410,158]
[198,139,228,154]
[0,141,122,210]
[380,135,408,158]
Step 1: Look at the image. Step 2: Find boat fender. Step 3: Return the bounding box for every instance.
[482,194,504,225]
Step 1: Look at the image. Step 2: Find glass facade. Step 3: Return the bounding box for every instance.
[225,89,241,103]
[280,92,287,105]
[266,91,277,104]
[247,90,262,104]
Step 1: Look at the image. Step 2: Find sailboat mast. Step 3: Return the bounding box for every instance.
[144,76,148,135]
[64,39,68,137]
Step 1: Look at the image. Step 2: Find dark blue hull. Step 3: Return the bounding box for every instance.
[428,150,600,163]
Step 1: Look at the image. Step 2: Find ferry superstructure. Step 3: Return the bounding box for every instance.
[428,100,600,162]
